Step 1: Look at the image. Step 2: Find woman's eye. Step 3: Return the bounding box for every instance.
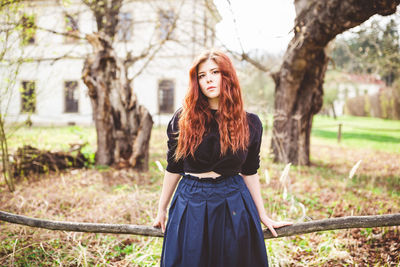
[213,70,219,74]
[198,75,205,79]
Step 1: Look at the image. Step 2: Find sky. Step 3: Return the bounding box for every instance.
[213,0,296,54]
[213,0,400,55]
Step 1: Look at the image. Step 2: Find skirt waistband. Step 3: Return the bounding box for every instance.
[182,173,240,182]
[179,173,244,189]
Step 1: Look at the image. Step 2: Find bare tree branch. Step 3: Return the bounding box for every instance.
[200,1,272,73]
[0,0,23,9]
[0,22,85,41]
[1,210,399,240]
[1,55,86,65]
[263,213,400,239]
[225,0,246,53]
[127,0,185,81]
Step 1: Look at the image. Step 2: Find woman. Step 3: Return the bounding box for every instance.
[153,49,292,267]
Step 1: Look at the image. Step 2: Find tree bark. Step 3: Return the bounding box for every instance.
[82,33,153,170]
[1,210,399,239]
[271,0,400,165]
[0,115,14,191]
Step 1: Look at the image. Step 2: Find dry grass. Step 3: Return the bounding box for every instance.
[0,168,163,266]
[1,126,399,266]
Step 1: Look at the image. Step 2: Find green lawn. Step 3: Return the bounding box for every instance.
[6,125,97,154]
[5,115,400,154]
[311,115,400,153]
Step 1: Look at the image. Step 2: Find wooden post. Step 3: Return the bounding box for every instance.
[338,123,342,143]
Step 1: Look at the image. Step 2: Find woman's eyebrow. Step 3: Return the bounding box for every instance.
[198,68,219,75]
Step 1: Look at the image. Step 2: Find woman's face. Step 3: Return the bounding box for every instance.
[197,59,221,102]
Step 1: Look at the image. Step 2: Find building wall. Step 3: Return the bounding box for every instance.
[0,0,220,126]
[334,82,382,116]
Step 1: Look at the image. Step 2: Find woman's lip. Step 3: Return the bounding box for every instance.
[207,86,216,90]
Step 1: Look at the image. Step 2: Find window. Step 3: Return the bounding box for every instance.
[158,80,174,113]
[65,14,79,43]
[21,14,36,45]
[64,81,79,113]
[21,81,36,113]
[118,12,133,41]
[158,9,175,40]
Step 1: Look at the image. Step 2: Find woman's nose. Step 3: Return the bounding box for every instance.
[206,74,213,82]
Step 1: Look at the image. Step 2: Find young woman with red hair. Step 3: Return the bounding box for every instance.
[153,50,292,267]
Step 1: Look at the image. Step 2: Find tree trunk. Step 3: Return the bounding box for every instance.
[0,115,14,192]
[82,33,153,170]
[330,103,337,119]
[271,0,400,165]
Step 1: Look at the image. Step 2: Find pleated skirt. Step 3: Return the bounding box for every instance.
[160,173,269,267]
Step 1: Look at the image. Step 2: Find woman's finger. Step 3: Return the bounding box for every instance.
[153,220,160,228]
[267,224,278,237]
[161,220,166,233]
[260,217,274,228]
[274,221,293,228]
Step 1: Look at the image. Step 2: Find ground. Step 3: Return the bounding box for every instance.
[0,115,399,266]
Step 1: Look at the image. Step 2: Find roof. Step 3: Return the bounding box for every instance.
[345,73,386,86]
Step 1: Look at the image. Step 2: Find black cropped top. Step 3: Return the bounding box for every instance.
[166,108,263,176]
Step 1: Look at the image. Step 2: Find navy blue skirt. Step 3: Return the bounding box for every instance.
[160,174,269,267]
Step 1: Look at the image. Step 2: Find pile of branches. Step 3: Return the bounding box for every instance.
[11,145,87,178]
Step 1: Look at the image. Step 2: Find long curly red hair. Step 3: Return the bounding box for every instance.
[175,49,249,160]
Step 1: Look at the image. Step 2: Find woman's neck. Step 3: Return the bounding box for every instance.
[208,98,219,110]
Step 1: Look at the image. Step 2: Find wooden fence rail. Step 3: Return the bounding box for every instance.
[1,211,400,240]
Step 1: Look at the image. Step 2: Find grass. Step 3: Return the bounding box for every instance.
[5,115,400,154]
[312,115,400,153]
[1,115,400,266]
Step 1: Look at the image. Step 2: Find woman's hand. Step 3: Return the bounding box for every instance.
[260,215,293,237]
[153,171,181,233]
[153,210,167,233]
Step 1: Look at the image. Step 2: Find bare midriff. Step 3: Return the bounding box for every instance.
[185,171,222,178]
